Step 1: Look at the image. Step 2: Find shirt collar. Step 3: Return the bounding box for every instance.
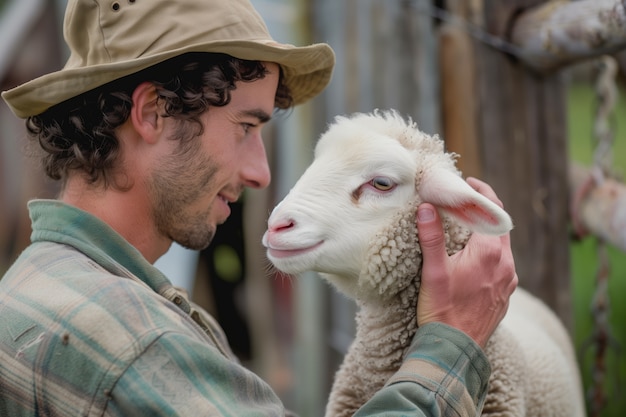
[27,199,238,358]
[28,199,172,294]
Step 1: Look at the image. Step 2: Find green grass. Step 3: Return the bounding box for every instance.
[568,83,626,417]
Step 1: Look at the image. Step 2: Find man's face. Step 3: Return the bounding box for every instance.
[148,63,278,250]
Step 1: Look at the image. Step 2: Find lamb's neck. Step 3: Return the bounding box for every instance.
[324,283,419,417]
[353,282,419,373]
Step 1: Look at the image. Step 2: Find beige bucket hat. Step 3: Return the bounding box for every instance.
[1,0,335,118]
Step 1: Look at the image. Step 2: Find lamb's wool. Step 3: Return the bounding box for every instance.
[329,199,535,417]
[331,224,586,417]
[479,286,588,416]
[326,291,418,417]
[358,199,421,301]
[264,110,586,417]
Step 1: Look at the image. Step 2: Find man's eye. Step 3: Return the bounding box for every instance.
[242,123,257,133]
[370,176,395,191]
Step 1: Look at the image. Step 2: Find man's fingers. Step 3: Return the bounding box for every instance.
[416,204,448,267]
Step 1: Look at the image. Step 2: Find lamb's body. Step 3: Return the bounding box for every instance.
[327,287,583,417]
[263,110,586,417]
[485,287,584,416]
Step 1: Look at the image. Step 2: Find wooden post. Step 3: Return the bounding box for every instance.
[439,23,482,178]
[440,0,573,330]
[511,0,626,73]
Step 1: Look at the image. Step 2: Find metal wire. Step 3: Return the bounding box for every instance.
[407,2,526,58]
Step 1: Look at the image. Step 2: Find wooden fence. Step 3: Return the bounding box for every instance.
[301,0,626,415]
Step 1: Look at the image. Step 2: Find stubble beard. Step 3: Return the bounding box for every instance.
[148,137,219,251]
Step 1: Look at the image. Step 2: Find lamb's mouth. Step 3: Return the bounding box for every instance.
[267,241,323,259]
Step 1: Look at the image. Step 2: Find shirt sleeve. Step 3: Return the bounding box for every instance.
[353,323,491,417]
[103,331,287,417]
[103,323,488,417]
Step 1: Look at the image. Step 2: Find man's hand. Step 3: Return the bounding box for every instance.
[415,177,518,347]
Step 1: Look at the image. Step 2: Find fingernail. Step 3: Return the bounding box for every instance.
[418,207,434,222]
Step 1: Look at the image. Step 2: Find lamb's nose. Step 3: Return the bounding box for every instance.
[268,218,295,234]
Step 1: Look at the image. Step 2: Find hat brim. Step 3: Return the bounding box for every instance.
[1,40,335,118]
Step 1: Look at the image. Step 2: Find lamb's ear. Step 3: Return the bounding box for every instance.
[418,168,513,235]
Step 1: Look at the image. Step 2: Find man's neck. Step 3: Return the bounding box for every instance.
[60,177,171,263]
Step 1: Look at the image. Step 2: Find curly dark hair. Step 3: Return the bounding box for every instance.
[25,53,293,188]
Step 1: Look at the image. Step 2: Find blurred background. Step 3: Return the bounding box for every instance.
[1,1,625,416]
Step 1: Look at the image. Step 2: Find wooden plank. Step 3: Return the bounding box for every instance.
[438,23,482,178]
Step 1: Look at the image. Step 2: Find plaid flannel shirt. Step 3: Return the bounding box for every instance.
[0,200,490,416]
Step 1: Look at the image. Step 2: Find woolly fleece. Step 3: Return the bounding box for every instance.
[265,110,586,417]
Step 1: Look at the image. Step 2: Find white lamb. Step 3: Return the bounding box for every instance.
[262,110,586,417]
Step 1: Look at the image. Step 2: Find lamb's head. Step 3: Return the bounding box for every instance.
[262,110,513,303]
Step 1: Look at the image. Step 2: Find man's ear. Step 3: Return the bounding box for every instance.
[129,82,163,144]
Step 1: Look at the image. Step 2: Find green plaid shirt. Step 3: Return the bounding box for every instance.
[0,200,490,416]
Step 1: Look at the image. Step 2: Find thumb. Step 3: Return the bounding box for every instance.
[416,204,447,266]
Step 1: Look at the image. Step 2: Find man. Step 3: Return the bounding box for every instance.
[0,0,517,416]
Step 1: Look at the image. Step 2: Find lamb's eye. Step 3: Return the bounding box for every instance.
[370,176,395,191]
